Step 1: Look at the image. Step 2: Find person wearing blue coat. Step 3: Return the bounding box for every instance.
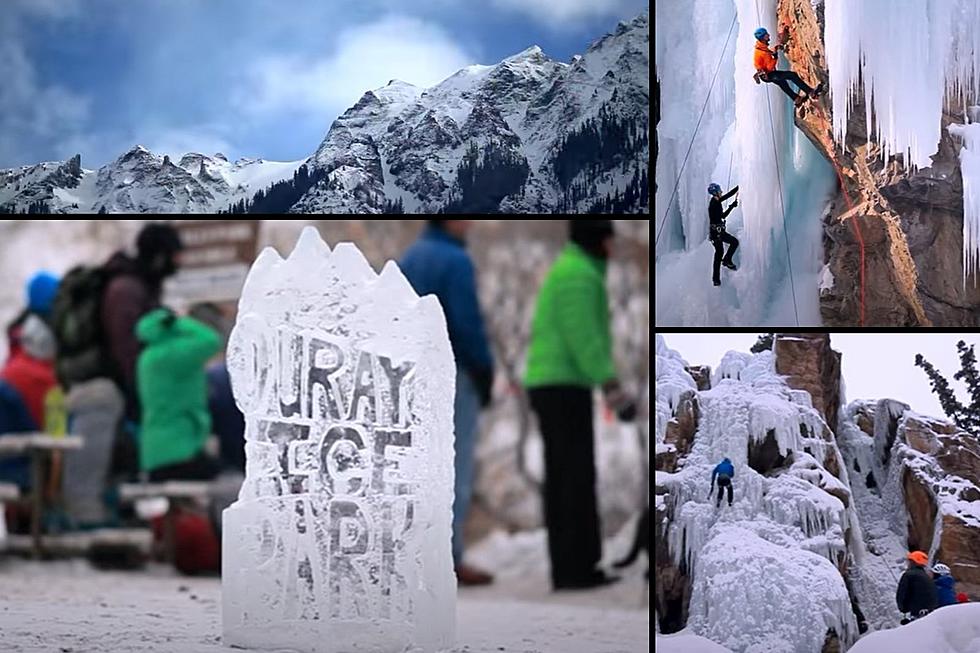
[711,458,735,508]
[932,563,958,607]
[400,220,496,586]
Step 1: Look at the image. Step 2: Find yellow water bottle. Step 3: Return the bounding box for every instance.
[44,385,67,436]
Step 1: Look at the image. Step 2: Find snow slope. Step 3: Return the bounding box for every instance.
[848,604,980,653]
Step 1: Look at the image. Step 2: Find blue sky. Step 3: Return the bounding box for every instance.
[1,0,649,169]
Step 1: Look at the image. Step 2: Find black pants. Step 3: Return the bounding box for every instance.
[710,229,739,284]
[764,70,815,101]
[716,476,733,506]
[148,453,221,483]
[529,386,601,587]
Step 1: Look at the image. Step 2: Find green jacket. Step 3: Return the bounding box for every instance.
[136,310,221,472]
[524,243,617,388]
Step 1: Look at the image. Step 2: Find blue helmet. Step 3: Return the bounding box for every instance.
[754,27,769,40]
[708,183,722,195]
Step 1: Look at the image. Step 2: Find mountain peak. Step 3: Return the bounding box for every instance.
[505,45,545,63]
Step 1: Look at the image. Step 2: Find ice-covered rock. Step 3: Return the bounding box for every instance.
[222,227,456,653]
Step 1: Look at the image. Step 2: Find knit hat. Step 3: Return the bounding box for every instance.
[907,551,929,566]
[137,223,183,261]
[570,220,615,257]
[26,271,60,317]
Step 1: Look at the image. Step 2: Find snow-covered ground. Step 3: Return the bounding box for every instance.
[0,528,649,653]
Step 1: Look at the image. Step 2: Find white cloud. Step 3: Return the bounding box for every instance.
[491,0,642,25]
[241,15,473,119]
[141,128,236,161]
[0,22,91,166]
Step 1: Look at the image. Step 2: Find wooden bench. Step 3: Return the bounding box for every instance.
[0,433,84,558]
[118,481,216,563]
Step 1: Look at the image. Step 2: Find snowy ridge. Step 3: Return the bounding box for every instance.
[0,147,306,214]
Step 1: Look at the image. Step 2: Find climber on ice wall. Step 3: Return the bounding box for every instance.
[709,457,735,508]
[752,27,824,108]
[707,183,739,287]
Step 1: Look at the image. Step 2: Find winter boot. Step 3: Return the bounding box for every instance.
[810,82,825,98]
[713,279,721,287]
[793,94,807,108]
[722,261,737,271]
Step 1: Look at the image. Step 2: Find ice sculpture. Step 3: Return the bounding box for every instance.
[222,227,457,653]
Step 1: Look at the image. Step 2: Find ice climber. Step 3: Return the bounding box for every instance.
[932,563,958,608]
[710,457,735,508]
[707,183,739,287]
[896,550,938,622]
[752,27,824,108]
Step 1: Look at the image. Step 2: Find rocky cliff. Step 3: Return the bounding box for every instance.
[778,0,979,326]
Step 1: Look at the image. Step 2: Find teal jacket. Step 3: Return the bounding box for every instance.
[524,243,617,388]
[136,310,221,472]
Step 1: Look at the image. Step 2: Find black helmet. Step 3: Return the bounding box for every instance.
[137,223,183,261]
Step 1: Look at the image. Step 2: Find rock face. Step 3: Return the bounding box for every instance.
[778,0,980,325]
[656,390,699,473]
[897,413,980,590]
[773,333,842,431]
[685,365,711,392]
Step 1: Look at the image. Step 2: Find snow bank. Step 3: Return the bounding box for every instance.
[656,631,734,653]
[849,604,980,653]
[687,525,857,653]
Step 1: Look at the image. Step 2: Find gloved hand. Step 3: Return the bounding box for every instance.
[602,380,637,423]
[731,199,739,209]
[471,368,494,409]
[160,308,177,329]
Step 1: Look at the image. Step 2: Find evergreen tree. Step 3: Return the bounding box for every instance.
[915,340,980,434]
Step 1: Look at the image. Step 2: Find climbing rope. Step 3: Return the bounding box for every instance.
[654,13,739,248]
[756,0,801,326]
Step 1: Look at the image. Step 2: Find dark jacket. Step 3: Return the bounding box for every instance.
[0,380,37,489]
[935,574,957,608]
[709,187,739,226]
[400,226,494,402]
[101,253,162,417]
[897,566,938,615]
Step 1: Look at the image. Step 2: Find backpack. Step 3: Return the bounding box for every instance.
[50,265,113,388]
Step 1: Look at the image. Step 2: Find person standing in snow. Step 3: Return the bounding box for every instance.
[710,457,735,508]
[897,551,938,621]
[707,183,739,286]
[400,220,496,587]
[752,27,824,108]
[525,219,637,591]
[931,563,958,608]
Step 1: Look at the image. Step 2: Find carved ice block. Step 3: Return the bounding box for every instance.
[222,227,456,653]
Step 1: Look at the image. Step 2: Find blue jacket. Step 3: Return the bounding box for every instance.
[0,379,37,489]
[935,574,957,607]
[712,459,735,485]
[400,226,494,376]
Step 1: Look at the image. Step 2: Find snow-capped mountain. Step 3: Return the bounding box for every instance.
[0,12,648,215]
[294,12,649,214]
[0,146,307,214]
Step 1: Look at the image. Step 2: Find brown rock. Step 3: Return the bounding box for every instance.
[663,390,699,471]
[902,467,938,553]
[936,514,980,587]
[685,365,711,392]
[774,333,842,431]
[654,501,692,633]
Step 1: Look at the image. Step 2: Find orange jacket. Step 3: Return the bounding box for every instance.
[754,40,778,73]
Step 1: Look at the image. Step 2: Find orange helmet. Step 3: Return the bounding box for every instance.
[908,551,929,566]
